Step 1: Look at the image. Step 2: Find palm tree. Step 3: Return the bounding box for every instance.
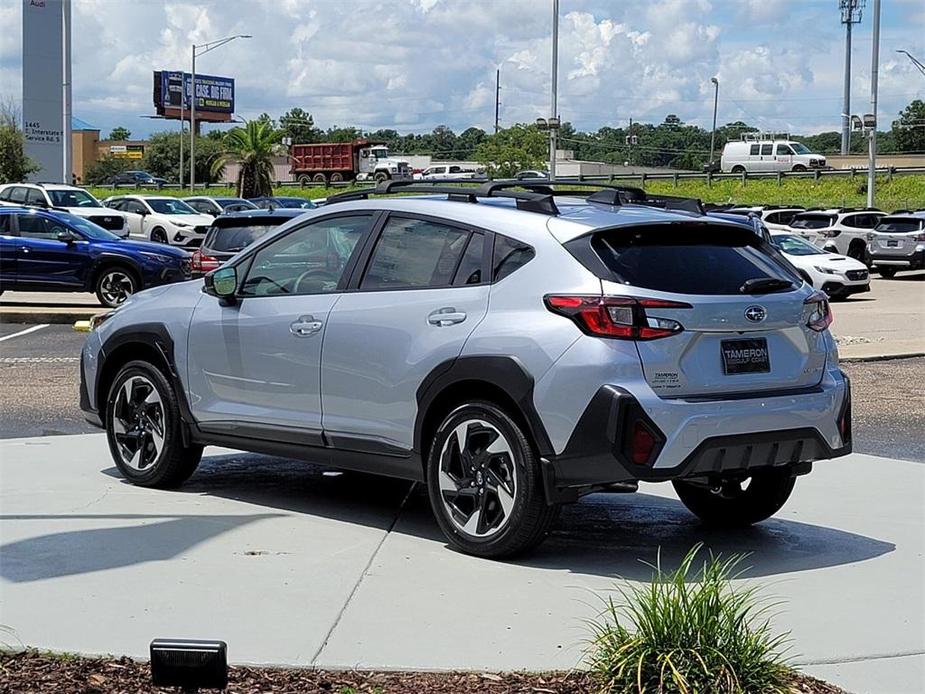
[211,119,280,198]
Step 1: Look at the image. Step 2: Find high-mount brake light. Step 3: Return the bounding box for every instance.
[544,295,691,340]
[804,291,832,332]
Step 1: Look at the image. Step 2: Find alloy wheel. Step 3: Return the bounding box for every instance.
[438,419,519,539]
[111,375,165,471]
[99,270,134,306]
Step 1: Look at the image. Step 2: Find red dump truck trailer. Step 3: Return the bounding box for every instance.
[289,140,411,184]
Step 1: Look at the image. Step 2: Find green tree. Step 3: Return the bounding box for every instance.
[0,98,39,183]
[84,155,131,185]
[430,125,457,159]
[279,107,320,144]
[325,126,363,143]
[107,126,131,141]
[211,119,281,198]
[474,124,547,177]
[892,99,925,153]
[456,127,487,159]
[141,131,225,184]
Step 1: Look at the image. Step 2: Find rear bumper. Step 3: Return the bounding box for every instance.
[870,249,924,270]
[542,369,850,502]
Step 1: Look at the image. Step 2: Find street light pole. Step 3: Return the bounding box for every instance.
[867,0,880,208]
[189,34,251,191]
[709,77,719,168]
[549,0,559,179]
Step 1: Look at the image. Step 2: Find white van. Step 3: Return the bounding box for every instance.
[721,138,826,174]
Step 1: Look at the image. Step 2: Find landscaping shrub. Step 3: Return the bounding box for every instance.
[588,544,791,694]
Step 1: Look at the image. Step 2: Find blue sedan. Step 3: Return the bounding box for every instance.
[0,207,191,307]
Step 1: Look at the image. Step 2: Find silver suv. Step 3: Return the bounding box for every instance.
[79,181,852,558]
[867,212,925,278]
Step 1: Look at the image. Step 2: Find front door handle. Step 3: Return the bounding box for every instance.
[290,315,323,337]
[428,307,467,326]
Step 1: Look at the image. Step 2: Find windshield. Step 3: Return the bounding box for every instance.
[790,214,835,229]
[48,189,101,208]
[57,213,120,241]
[147,198,198,215]
[276,197,317,209]
[772,234,826,256]
[205,224,279,253]
[790,142,812,154]
[875,218,923,234]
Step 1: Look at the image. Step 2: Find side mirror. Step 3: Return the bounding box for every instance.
[204,266,238,301]
[56,230,77,244]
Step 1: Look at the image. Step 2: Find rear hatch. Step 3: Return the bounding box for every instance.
[570,222,828,398]
[872,217,924,256]
[788,213,835,246]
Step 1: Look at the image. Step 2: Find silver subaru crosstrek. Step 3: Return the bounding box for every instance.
[79,180,852,558]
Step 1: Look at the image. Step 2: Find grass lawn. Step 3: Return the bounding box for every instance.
[86,173,925,211]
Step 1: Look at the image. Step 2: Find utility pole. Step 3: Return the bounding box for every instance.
[709,77,719,168]
[62,0,72,184]
[867,0,880,208]
[179,85,185,186]
[840,0,865,155]
[549,0,559,179]
[494,68,501,134]
[190,45,196,190]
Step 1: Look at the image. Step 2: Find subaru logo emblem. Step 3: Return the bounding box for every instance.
[745,305,767,323]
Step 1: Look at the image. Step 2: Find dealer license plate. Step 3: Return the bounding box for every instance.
[721,338,770,375]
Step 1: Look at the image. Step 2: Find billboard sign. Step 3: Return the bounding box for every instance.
[155,71,234,115]
[23,0,66,182]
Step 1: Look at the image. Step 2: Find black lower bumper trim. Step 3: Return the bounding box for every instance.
[542,382,851,503]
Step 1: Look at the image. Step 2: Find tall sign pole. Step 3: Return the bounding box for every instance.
[494,68,501,134]
[62,0,72,183]
[549,0,559,179]
[867,0,880,208]
[22,0,66,182]
[190,47,197,191]
[839,0,864,155]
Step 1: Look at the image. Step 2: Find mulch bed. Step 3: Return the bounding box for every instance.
[0,651,847,693]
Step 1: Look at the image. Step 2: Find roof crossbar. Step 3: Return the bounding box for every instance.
[488,179,705,214]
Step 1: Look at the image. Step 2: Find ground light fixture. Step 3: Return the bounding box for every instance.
[150,639,228,690]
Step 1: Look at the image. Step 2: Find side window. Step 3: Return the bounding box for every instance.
[9,187,28,204]
[453,232,485,286]
[859,215,880,229]
[776,144,791,155]
[0,215,11,234]
[764,212,781,225]
[361,217,469,290]
[0,188,10,201]
[492,235,535,282]
[25,188,47,206]
[17,214,64,240]
[749,144,760,156]
[126,201,147,215]
[760,144,773,156]
[449,166,462,174]
[842,215,862,229]
[241,214,370,297]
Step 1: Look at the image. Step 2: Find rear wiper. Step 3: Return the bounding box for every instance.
[739,277,794,294]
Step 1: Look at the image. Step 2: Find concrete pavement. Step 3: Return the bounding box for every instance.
[1,434,922,692]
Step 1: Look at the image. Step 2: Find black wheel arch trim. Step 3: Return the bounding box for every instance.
[414,356,555,460]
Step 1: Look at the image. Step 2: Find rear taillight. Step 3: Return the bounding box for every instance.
[544,295,690,340]
[804,291,832,332]
[190,249,220,273]
[823,229,840,238]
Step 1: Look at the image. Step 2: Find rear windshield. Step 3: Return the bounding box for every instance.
[790,214,835,229]
[875,218,923,234]
[589,226,796,295]
[204,224,279,253]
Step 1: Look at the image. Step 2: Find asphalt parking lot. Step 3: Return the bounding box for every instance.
[2,321,922,461]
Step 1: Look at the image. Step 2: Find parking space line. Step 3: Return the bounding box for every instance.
[0,324,49,343]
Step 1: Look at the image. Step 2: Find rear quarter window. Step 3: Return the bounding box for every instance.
[587,225,796,295]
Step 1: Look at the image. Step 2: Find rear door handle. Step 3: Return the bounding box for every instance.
[428,307,467,326]
[290,314,323,337]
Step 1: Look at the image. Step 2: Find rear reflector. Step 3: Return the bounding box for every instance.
[544,295,689,340]
[630,421,657,465]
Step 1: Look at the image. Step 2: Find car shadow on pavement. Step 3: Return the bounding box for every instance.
[128,452,896,583]
[0,512,281,583]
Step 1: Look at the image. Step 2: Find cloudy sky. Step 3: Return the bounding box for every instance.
[1,0,923,139]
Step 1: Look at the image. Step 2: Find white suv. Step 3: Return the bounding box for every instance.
[725,206,805,233]
[788,208,886,261]
[0,183,128,237]
[102,195,213,247]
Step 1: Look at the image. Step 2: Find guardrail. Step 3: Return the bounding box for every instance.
[84,165,925,191]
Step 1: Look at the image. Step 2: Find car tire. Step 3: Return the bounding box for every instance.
[672,468,796,527]
[847,244,867,264]
[150,226,168,244]
[95,265,138,307]
[426,401,559,558]
[878,267,897,278]
[731,165,746,174]
[105,360,203,489]
[792,165,807,172]
[375,171,390,183]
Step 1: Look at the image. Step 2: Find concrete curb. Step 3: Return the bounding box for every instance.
[0,309,100,325]
[840,352,925,364]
